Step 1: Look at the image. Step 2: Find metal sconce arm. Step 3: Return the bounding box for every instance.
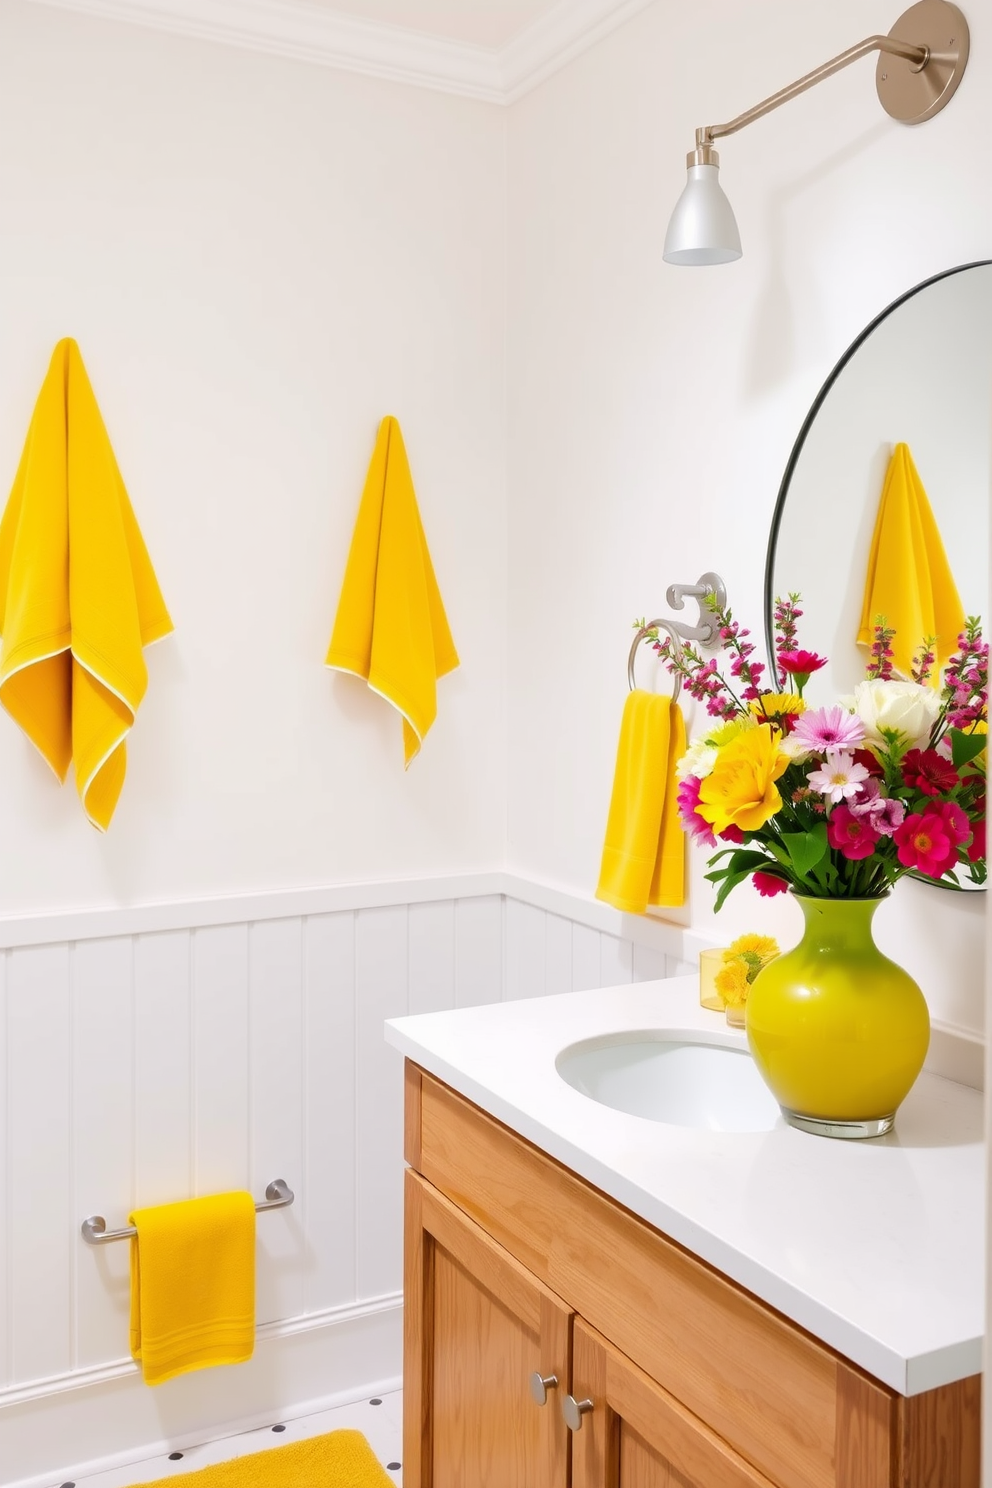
[686,2,969,163]
[695,33,927,151]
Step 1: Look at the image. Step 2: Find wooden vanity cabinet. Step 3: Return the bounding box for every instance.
[403,1062,980,1488]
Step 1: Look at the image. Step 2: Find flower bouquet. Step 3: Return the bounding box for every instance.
[648,595,987,904]
[645,593,988,1137]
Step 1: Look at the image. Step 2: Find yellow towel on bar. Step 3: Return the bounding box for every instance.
[129,1191,256,1386]
[0,339,173,828]
[857,442,965,683]
[325,416,458,766]
[596,690,686,914]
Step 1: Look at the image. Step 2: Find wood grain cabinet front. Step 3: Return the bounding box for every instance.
[403,1062,980,1488]
[569,1318,780,1488]
[404,1169,571,1488]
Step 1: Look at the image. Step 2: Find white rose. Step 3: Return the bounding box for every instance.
[675,738,718,782]
[850,679,941,752]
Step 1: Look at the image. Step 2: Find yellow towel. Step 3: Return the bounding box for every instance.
[596,690,686,914]
[129,1430,393,1486]
[325,416,458,765]
[0,339,173,828]
[129,1192,255,1386]
[857,442,965,683]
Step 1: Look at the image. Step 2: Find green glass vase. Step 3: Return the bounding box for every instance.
[745,895,930,1139]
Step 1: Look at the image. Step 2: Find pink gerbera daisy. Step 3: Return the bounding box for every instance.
[791,706,865,754]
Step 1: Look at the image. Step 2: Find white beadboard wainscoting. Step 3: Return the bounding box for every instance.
[0,873,697,1488]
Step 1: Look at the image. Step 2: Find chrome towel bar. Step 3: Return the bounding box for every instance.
[80,1179,294,1246]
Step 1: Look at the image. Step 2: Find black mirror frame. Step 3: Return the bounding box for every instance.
[762,258,992,892]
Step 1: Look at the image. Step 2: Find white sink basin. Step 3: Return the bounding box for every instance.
[555,1030,781,1133]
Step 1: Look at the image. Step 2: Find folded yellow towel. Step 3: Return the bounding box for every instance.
[857,442,965,683]
[596,690,686,914]
[0,339,173,828]
[129,1192,255,1386]
[325,416,458,765]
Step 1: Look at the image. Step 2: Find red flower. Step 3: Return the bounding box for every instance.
[778,650,827,677]
[753,871,788,897]
[719,825,746,844]
[826,805,880,860]
[852,748,884,780]
[968,801,986,863]
[894,811,957,878]
[936,800,970,847]
[901,748,959,798]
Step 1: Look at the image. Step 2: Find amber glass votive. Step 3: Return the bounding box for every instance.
[698,947,727,1011]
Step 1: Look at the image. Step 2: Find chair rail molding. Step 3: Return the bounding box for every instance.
[24,0,657,103]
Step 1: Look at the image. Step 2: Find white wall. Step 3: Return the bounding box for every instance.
[505,0,992,1037]
[0,0,507,913]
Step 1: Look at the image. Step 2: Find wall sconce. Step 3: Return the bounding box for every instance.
[663,0,970,266]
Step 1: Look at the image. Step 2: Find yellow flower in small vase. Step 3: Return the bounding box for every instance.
[715,933,780,1027]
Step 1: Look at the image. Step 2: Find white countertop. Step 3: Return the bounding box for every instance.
[385,977,985,1397]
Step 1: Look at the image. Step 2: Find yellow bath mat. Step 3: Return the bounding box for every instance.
[129,1429,393,1486]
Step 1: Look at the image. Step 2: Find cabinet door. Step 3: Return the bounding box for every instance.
[569,1318,778,1488]
[404,1170,571,1488]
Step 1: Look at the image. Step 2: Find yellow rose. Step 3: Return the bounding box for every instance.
[697,725,789,834]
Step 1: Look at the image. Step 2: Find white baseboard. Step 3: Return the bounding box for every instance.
[1,1295,402,1488]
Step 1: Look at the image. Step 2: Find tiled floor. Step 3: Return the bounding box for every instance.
[55,1390,403,1488]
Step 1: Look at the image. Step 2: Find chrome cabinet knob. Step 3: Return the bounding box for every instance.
[562,1393,594,1431]
[529,1371,559,1406]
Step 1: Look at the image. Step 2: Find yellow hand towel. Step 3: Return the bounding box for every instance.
[0,339,173,828]
[596,690,686,914]
[129,1191,256,1386]
[325,416,458,765]
[857,442,965,683]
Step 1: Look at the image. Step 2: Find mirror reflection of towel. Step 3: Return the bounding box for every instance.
[857,442,965,683]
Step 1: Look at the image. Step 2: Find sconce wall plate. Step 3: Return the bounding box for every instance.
[877,1,970,124]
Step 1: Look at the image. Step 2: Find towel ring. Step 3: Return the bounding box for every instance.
[628,620,683,702]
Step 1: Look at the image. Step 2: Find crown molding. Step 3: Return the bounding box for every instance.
[26,0,653,103]
[500,0,656,102]
[28,0,506,99]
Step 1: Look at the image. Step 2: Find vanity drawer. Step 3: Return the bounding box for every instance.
[410,1066,884,1488]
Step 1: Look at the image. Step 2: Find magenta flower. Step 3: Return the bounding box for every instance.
[936,800,970,847]
[753,871,789,897]
[827,805,880,860]
[894,811,956,878]
[677,776,716,847]
[791,706,865,754]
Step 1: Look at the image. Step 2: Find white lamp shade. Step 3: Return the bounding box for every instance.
[663,163,742,266]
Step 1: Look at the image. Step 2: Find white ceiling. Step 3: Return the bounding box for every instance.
[307,0,565,50]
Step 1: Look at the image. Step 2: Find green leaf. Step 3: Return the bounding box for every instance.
[950,729,988,769]
[779,825,828,877]
[712,868,757,912]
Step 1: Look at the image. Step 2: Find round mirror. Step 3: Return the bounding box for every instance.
[764,261,992,889]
